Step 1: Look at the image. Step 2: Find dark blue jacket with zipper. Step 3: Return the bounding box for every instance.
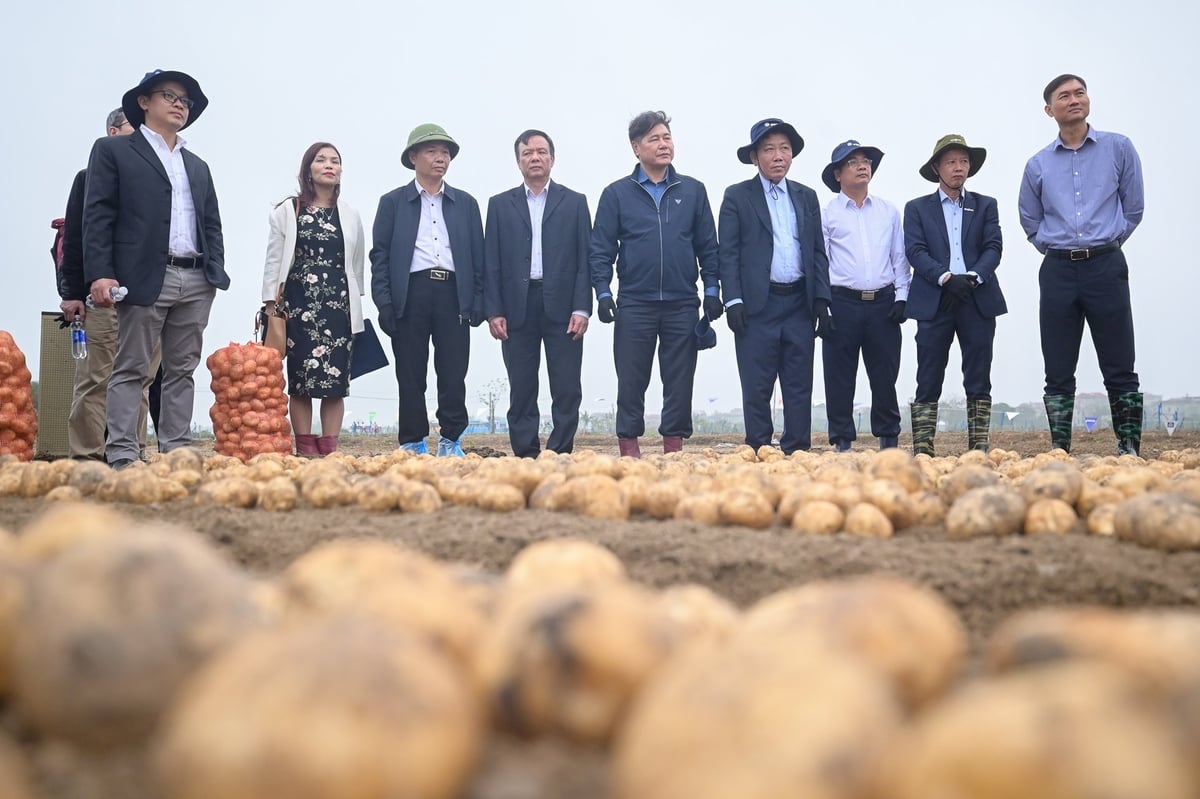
[588,164,719,306]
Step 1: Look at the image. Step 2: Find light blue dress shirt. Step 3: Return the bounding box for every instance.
[940,188,966,275]
[762,176,802,283]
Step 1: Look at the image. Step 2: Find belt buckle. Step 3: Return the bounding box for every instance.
[1070,248,1089,261]
[430,269,449,281]
[861,290,876,301]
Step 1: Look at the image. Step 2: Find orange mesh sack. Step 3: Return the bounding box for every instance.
[207,342,293,462]
[0,331,38,461]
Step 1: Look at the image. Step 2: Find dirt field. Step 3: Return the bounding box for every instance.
[3,428,1199,798]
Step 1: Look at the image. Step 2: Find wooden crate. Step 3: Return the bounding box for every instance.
[36,311,75,458]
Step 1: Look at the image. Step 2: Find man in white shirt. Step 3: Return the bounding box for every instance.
[819,139,911,451]
[83,69,227,469]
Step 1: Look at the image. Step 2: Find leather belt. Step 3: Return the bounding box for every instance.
[166,255,200,268]
[831,284,895,302]
[768,281,804,296]
[1045,242,1120,261]
[416,268,454,281]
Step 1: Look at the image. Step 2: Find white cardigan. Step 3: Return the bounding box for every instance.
[261,197,366,334]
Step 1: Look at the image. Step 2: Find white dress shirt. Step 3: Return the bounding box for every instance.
[526,183,547,280]
[411,183,455,272]
[139,125,199,257]
[822,192,911,301]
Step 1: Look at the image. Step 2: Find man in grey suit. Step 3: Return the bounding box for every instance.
[903,134,1005,455]
[83,69,226,469]
[484,129,592,457]
[370,124,485,457]
[718,118,832,454]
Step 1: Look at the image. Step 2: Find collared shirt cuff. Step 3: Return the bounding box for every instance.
[704,286,719,297]
[597,290,612,300]
[938,272,953,286]
[967,270,983,284]
[725,298,744,307]
[571,310,589,318]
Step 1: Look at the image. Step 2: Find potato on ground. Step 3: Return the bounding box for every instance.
[548,474,630,520]
[655,583,739,646]
[866,447,927,493]
[717,487,774,528]
[944,485,1026,539]
[506,538,626,590]
[1024,497,1079,534]
[12,526,264,747]
[876,663,1196,799]
[843,501,894,537]
[158,616,483,799]
[257,475,298,511]
[937,463,1000,504]
[739,575,966,710]
[1113,492,1200,551]
[0,733,33,799]
[613,637,900,799]
[16,502,132,562]
[474,583,678,743]
[986,607,1200,693]
[790,499,844,534]
[0,546,26,697]
[1020,461,1084,505]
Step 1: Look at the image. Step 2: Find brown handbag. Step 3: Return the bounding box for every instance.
[259,198,300,356]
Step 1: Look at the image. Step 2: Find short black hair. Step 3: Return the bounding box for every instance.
[628,110,670,142]
[1043,73,1087,105]
[514,129,555,159]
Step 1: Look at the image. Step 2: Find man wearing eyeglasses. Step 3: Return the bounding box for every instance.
[1018,74,1145,456]
[58,107,160,462]
[83,69,227,469]
[819,140,911,452]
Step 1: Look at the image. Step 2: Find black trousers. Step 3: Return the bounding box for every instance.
[1039,249,1138,395]
[735,289,815,453]
[502,283,584,457]
[613,299,698,439]
[822,292,901,443]
[914,297,996,403]
[389,271,469,445]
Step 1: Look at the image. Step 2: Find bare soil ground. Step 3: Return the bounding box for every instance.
[3,429,1198,799]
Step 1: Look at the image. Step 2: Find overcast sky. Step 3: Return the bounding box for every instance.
[4,0,1195,430]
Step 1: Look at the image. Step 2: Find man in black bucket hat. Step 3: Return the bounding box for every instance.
[904,134,1006,457]
[819,139,910,452]
[718,118,831,454]
[83,69,226,470]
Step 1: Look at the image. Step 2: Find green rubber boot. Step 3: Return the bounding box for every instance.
[967,397,992,452]
[1110,391,1144,457]
[1043,394,1075,453]
[910,402,938,457]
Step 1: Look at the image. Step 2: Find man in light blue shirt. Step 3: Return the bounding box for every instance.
[1018,73,1145,455]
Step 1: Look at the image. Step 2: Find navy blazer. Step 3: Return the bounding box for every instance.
[483,181,591,328]
[903,189,1006,321]
[370,180,485,325]
[718,176,830,315]
[82,131,227,305]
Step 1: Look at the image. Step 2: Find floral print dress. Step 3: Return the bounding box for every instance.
[281,204,353,398]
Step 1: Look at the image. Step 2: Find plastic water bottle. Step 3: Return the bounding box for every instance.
[70,314,88,360]
[85,285,129,309]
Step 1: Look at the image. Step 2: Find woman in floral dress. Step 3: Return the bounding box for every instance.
[261,142,366,456]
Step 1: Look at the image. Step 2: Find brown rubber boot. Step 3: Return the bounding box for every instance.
[295,433,320,458]
[316,435,339,456]
[617,437,642,458]
[662,436,684,454]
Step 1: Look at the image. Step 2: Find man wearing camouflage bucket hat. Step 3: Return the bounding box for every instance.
[903,134,1006,456]
[370,123,485,457]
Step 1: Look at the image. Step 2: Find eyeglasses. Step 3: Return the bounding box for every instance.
[151,89,194,110]
[842,157,873,168]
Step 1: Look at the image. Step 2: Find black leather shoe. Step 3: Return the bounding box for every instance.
[109,458,136,471]
[879,437,899,450]
[833,440,852,453]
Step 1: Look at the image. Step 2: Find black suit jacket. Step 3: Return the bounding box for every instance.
[370,180,485,325]
[718,176,830,315]
[82,131,227,305]
[903,189,1005,321]
[58,168,87,301]
[483,181,592,328]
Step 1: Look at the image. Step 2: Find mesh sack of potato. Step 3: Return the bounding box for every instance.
[0,331,38,462]
[206,342,293,462]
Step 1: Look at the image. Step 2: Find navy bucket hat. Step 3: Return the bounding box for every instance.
[695,312,717,351]
[122,69,209,131]
[737,118,805,164]
[821,139,884,193]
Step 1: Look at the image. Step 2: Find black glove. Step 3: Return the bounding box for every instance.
[703,295,724,322]
[377,306,396,337]
[598,296,617,324]
[813,299,834,338]
[944,274,973,303]
[938,293,961,314]
[887,300,907,324]
[726,303,746,334]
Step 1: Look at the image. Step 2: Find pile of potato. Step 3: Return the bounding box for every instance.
[206,342,293,462]
[2,443,1200,551]
[0,517,1197,799]
[0,331,37,462]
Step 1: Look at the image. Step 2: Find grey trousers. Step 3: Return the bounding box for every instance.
[106,266,215,462]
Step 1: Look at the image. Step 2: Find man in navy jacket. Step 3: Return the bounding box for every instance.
[904,134,1005,455]
[484,129,592,457]
[589,110,720,458]
[718,118,832,454]
[371,123,485,457]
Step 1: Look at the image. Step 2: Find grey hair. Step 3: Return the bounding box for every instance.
[105,107,127,130]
